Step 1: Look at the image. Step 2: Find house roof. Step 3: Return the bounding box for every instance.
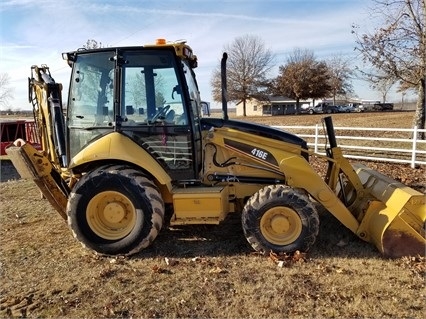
[236,95,313,105]
[269,96,294,102]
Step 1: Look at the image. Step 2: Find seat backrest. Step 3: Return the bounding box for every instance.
[165,109,175,123]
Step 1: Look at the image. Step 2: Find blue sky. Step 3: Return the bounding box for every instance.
[1,0,398,111]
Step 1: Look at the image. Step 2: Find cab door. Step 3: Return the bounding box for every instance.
[181,61,203,178]
[119,49,200,181]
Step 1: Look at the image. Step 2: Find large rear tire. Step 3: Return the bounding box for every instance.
[242,185,319,255]
[67,165,164,256]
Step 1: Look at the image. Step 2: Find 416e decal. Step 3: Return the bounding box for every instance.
[224,139,278,167]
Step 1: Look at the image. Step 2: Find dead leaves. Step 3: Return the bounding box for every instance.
[208,266,227,274]
[315,263,353,275]
[164,257,178,266]
[151,264,171,274]
[269,250,307,268]
[268,251,356,275]
[150,258,180,274]
[149,251,309,275]
[398,255,426,277]
[150,256,228,275]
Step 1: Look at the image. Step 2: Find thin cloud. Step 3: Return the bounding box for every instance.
[1,0,387,110]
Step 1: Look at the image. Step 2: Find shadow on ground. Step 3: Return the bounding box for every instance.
[136,209,381,260]
[0,160,20,182]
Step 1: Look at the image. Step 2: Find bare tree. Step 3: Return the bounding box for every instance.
[0,73,14,109]
[211,34,275,116]
[271,48,331,113]
[353,0,425,138]
[326,54,354,105]
[373,75,395,103]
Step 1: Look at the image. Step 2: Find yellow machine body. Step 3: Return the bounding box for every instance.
[172,186,229,224]
[7,117,425,258]
[5,40,425,258]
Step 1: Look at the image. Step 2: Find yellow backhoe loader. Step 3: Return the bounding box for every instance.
[6,39,425,258]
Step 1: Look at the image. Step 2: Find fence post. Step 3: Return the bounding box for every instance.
[411,126,418,168]
[314,124,319,153]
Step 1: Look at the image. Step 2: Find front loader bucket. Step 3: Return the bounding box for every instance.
[353,163,425,258]
[5,139,69,220]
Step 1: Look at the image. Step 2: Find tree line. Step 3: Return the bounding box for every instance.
[210,0,425,138]
[211,37,355,116]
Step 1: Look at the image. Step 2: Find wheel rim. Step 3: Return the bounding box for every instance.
[86,191,137,240]
[260,207,302,246]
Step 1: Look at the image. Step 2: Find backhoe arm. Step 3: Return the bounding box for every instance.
[6,66,70,219]
[29,65,67,168]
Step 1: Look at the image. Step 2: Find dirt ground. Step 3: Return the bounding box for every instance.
[0,111,425,318]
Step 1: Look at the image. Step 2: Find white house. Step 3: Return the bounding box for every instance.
[236,96,355,116]
[236,96,313,116]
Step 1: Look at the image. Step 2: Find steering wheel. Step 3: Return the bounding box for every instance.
[150,105,171,123]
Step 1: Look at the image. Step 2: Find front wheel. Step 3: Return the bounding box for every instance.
[67,165,164,256]
[242,185,319,255]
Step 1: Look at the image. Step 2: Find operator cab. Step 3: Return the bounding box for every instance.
[63,41,203,181]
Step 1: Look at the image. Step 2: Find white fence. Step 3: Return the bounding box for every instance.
[272,125,426,168]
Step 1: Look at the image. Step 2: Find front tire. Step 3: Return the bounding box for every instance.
[242,185,319,255]
[67,165,164,256]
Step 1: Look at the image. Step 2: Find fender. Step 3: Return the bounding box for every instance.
[70,132,172,191]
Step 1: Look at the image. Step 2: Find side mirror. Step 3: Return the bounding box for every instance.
[200,101,210,117]
[172,85,181,100]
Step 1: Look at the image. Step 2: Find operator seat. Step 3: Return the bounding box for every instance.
[165,109,175,123]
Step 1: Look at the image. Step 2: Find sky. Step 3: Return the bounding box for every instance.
[0,0,406,111]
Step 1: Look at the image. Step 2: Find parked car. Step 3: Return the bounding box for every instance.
[373,103,394,111]
[308,105,324,114]
[349,103,364,112]
[336,105,354,113]
[354,105,364,112]
[308,103,338,114]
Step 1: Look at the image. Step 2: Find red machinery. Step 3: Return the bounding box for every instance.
[0,120,41,155]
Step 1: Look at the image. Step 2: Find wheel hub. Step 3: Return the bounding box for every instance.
[104,202,126,223]
[260,206,303,245]
[86,191,137,240]
[270,215,290,234]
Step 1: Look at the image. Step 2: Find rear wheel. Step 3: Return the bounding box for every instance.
[67,164,164,256]
[242,185,319,255]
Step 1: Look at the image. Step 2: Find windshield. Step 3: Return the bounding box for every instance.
[67,51,114,158]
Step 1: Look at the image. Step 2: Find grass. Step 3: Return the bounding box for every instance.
[0,111,425,318]
[0,179,424,318]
